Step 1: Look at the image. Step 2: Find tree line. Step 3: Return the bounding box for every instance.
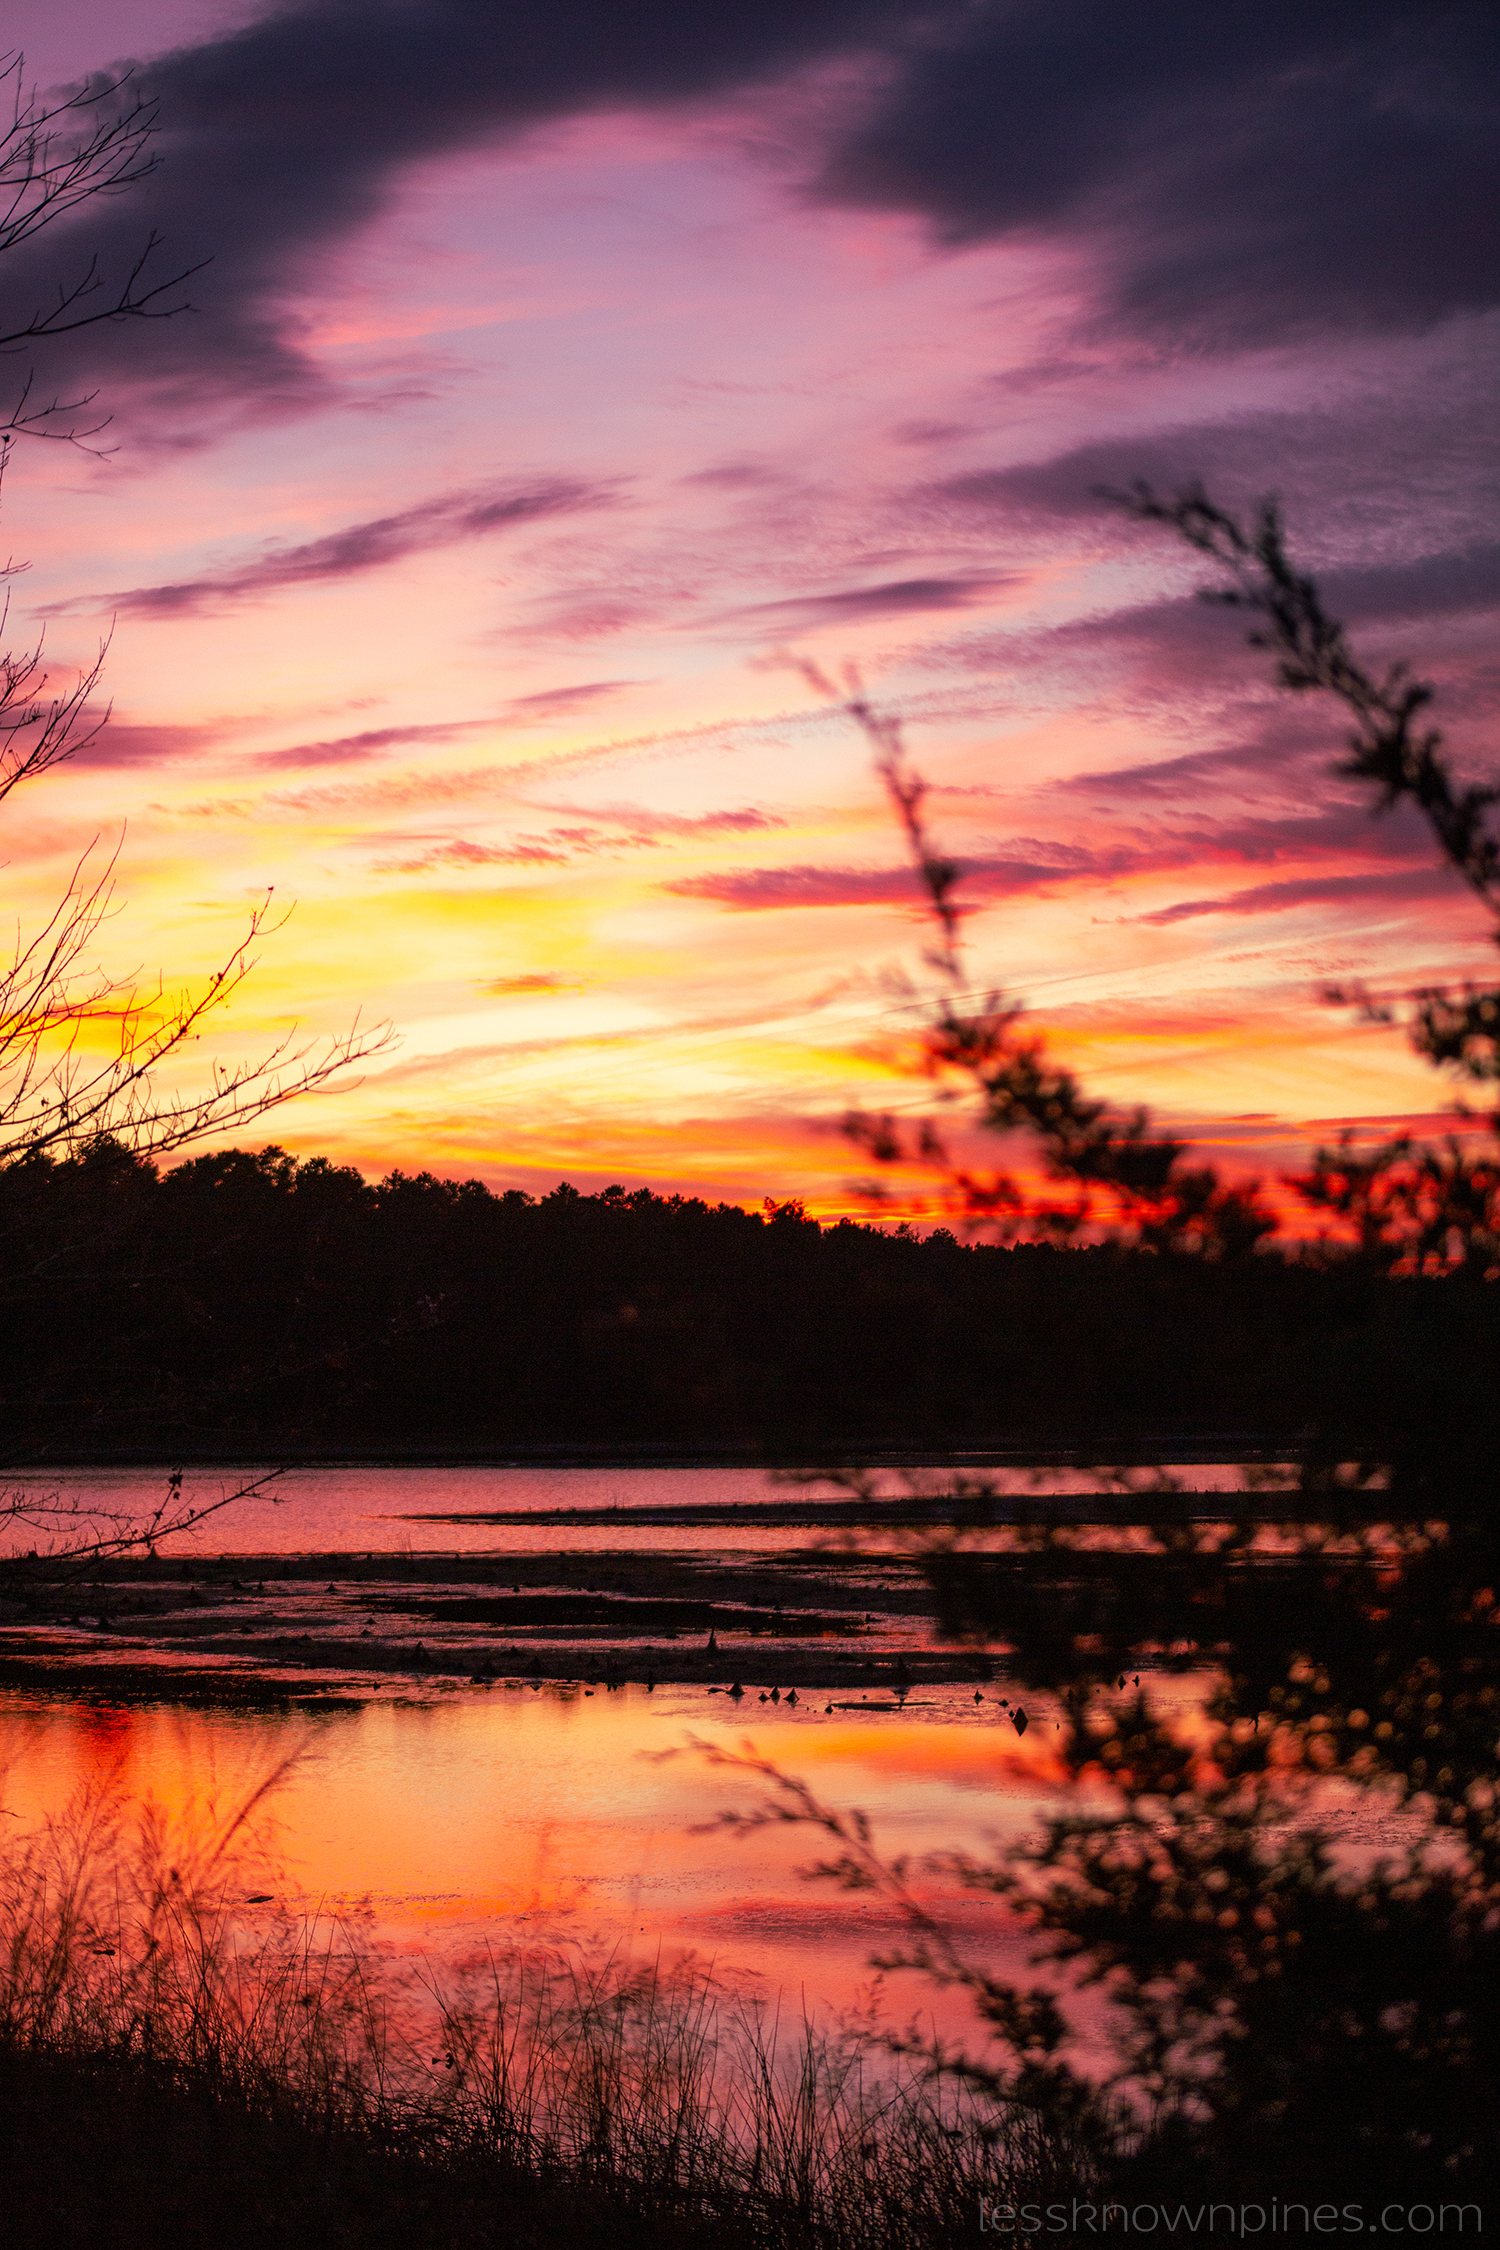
[0,1136,1493,1462]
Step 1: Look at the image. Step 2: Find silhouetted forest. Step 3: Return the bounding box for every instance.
[2,1138,1495,1461]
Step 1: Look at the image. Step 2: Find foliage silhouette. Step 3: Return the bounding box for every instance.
[715,1496,1500,2203]
[753,492,1500,2206]
[0,1141,1494,1467]
[0,1765,1065,2248]
[823,490,1498,1273]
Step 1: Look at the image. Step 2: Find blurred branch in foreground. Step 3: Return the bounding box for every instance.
[810,488,1497,1275]
[750,488,1500,2203]
[1115,482,1499,1105]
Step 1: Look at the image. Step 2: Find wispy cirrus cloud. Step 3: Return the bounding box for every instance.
[1057,737,1325,804]
[667,845,1103,911]
[50,478,608,620]
[518,802,784,841]
[254,719,493,770]
[663,784,1470,915]
[355,992,845,1088]
[61,717,223,770]
[379,837,572,872]
[923,388,1500,563]
[505,680,639,719]
[1135,866,1463,926]
[719,572,1015,635]
[170,708,809,822]
[251,683,636,771]
[377,802,783,875]
[480,972,585,996]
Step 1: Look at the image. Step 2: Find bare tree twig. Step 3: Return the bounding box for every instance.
[0,53,203,451]
[1,1465,284,1577]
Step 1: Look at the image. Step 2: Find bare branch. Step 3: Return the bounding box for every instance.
[0,1466,285,1575]
[0,100,394,1171]
[0,865,394,1165]
[0,52,204,448]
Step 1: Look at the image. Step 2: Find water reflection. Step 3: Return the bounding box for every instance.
[0,1684,1046,2029]
[0,1460,1287,1558]
[7,1468,1495,2203]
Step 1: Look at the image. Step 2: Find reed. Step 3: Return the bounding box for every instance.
[0,1771,1077,2247]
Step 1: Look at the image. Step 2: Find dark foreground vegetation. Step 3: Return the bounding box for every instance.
[1,2035,1016,2250]
[2,1138,1498,1461]
[0,1780,1058,2250]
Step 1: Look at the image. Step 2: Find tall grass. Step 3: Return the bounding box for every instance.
[0,1768,1078,2247]
[0,1756,387,2115]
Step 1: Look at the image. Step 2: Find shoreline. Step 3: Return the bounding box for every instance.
[0,1434,1307,1471]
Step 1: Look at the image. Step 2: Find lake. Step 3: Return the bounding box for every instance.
[0,1461,1130,2035]
[0,1458,1414,2058]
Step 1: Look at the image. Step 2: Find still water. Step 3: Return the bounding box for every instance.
[8,1459,1486,2199]
[0,1458,1267,1556]
[0,1460,1439,2103]
[0,1462,1126,2026]
[0,1679,1070,2031]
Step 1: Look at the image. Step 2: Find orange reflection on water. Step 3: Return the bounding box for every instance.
[0,1683,1053,2024]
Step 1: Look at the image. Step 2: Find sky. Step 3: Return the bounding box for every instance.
[3,1,1497,1214]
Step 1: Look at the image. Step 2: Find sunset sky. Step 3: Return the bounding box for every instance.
[5,1,1497,1211]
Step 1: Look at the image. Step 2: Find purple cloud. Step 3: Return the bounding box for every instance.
[817,2,1500,346]
[379,838,571,874]
[924,387,1500,575]
[380,802,783,875]
[722,573,1015,635]
[1136,865,1463,926]
[60,716,219,769]
[0,0,920,425]
[480,972,580,995]
[3,3,1492,442]
[255,719,498,770]
[520,802,783,842]
[506,680,637,717]
[666,848,1102,911]
[52,478,606,619]
[257,681,640,769]
[664,787,1474,917]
